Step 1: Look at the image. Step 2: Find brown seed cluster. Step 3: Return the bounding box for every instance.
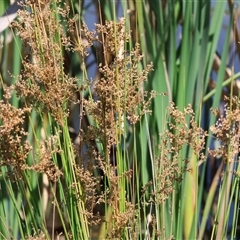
[82,20,154,151]
[210,96,240,163]
[153,102,206,204]
[12,0,77,125]
[0,87,62,181]
[0,88,31,179]
[25,231,46,240]
[73,165,103,225]
[25,136,63,181]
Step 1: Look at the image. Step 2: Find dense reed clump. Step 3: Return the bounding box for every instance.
[2,2,208,236]
[3,0,91,239]
[74,18,155,238]
[9,1,156,237]
[4,0,77,183]
[138,102,207,238]
[2,0,240,239]
[12,0,77,125]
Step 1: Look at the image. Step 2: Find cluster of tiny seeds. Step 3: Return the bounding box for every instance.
[82,24,154,154]
[26,136,63,181]
[153,102,206,204]
[0,88,31,179]
[210,96,240,163]
[12,0,77,125]
[0,87,63,181]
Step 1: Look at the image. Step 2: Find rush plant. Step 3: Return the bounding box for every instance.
[1,0,240,239]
